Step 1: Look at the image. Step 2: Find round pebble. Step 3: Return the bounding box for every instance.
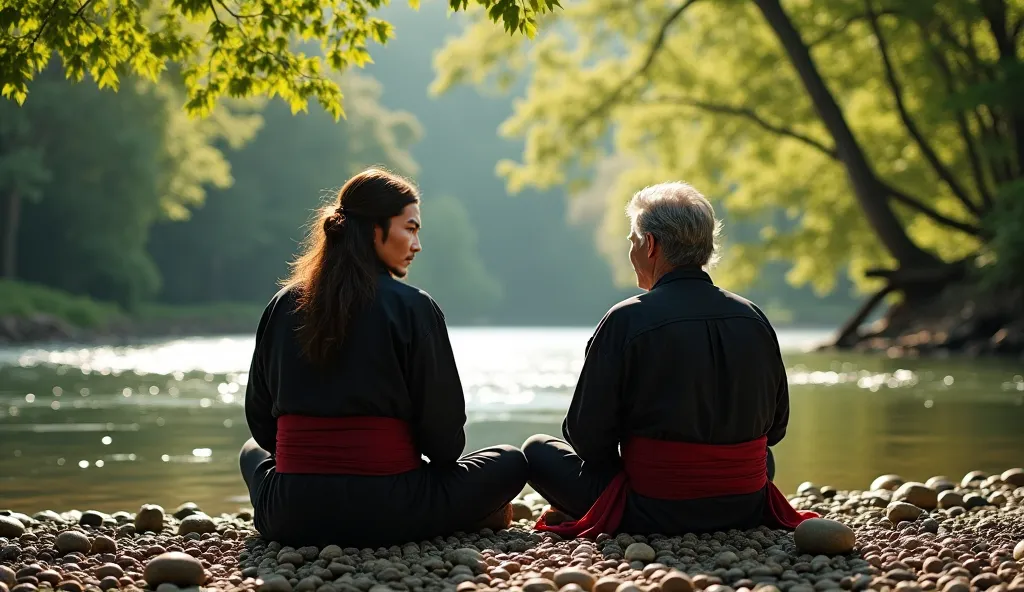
[176,514,215,535]
[623,543,655,563]
[134,505,164,533]
[871,474,904,490]
[893,482,938,510]
[55,531,91,555]
[0,516,25,539]
[887,501,925,523]
[143,552,205,587]
[793,518,856,555]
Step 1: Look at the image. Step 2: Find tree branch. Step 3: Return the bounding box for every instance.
[923,31,994,209]
[213,0,265,19]
[569,0,701,134]
[648,96,839,159]
[882,181,983,236]
[28,0,62,48]
[806,9,899,47]
[866,1,982,218]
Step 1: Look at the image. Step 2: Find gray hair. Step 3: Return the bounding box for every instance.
[626,182,721,268]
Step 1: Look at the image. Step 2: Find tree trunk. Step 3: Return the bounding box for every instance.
[753,0,942,270]
[1,190,20,279]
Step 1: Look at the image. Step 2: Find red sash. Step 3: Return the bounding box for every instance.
[535,436,818,538]
[274,416,422,475]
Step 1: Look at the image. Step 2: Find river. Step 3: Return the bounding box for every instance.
[1,327,1022,515]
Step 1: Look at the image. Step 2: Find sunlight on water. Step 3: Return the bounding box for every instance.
[1,327,1022,514]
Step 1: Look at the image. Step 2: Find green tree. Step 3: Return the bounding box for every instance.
[3,63,257,307]
[433,0,1024,340]
[1,0,560,118]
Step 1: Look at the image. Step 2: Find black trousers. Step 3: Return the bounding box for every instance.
[522,434,775,535]
[240,438,527,548]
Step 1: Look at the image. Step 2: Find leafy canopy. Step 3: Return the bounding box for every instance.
[432,0,1023,294]
[0,0,560,118]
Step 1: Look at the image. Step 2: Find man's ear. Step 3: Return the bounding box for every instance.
[645,232,657,258]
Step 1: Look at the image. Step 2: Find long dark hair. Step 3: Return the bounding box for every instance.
[284,167,419,364]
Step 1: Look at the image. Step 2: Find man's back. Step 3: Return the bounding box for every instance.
[563,267,790,464]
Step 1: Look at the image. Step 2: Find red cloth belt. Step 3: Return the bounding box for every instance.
[274,415,422,475]
[535,435,818,538]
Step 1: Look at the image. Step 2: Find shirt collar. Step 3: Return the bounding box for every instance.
[651,266,713,290]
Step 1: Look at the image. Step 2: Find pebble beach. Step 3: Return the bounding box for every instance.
[2,469,1023,592]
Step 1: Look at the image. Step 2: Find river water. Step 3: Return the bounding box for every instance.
[1,328,1022,515]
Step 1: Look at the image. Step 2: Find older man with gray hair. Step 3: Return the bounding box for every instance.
[523,181,817,538]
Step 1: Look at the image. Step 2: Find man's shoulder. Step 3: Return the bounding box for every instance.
[714,286,774,325]
[378,275,445,319]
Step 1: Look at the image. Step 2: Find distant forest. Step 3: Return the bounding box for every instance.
[1,1,856,328]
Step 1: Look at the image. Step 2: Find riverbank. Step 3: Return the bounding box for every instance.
[820,281,1024,359]
[0,281,261,345]
[1,470,1022,592]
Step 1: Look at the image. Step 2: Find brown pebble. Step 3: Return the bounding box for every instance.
[594,577,621,592]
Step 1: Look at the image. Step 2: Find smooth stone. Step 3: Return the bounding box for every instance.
[794,518,856,555]
[553,568,595,591]
[172,503,201,520]
[796,482,818,495]
[91,536,116,554]
[259,575,293,592]
[871,475,904,491]
[1002,468,1024,487]
[963,494,989,509]
[1,567,14,588]
[623,543,655,563]
[937,491,964,509]
[893,483,938,510]
[78,512,105,528]
[961,471,987,488]
[143,552,205,587]
[134,505,165,533]
[593,579,621,592]
[1014,540,1024,561]
[277,552,304,567]
[522,579,556,592]
[887,502,925,524]
[448,549,485,573]
[56,531,91,555]
[0,516,26,539]
[176,515,215,536]
[925,477,954,491]
[94,565,124,580]
[660,572,694,592]
[510,503,534,522]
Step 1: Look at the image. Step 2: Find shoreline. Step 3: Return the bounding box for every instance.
[1,470,1022,592]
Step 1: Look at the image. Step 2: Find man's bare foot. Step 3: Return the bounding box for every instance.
[472,503,513,531]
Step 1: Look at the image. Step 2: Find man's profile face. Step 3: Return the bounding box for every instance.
[628,230,653,291]
[374,203,422,278]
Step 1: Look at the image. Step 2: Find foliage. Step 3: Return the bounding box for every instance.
[0,0,561,118]
[1,64,258,308]
[433,0,1024,295]
[0,279,122,328]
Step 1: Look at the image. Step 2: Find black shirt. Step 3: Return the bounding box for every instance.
[563,267,789,463]
[244,273,467,465]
